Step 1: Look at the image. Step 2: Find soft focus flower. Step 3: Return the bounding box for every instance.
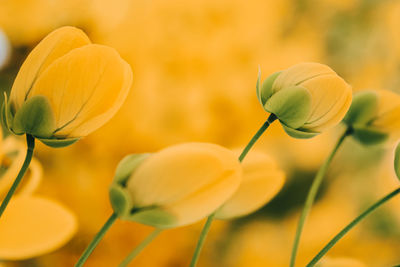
[0,29,10,70]
[344,89,400,145]
[109,143,242,228]
[0,135,77,260]
[257,62,352,138]
[2,26,133,147]
[215,150,285,219]
[317,257,366,267]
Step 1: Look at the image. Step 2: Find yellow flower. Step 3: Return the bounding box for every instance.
[215,150,285,219]
[317,257,366,267]
[109,143,242,228]
[0,135,77,260]
[344,89,400,145]
[2,26,133,147]
[257,62,352,138]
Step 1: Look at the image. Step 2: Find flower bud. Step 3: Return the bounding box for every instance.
[215,150,285,219]
[344,89,400,145]
[2,26,133,147]
[109,143,242,228]
[394,142,400,181]
[257,63,352,138]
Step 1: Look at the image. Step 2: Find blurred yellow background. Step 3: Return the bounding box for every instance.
[1,0,400,266]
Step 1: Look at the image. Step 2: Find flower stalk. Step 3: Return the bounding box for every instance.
[0,134,35,218]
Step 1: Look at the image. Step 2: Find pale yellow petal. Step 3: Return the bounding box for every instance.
[215,151,285,219]
[0,196,77,260]
[369,90,400,140]
[273,62,335,92]
[10,26,90,109]
[318,257,366,267]
[17,158,42,196]
[29,44,133,138]
[127,143,242,226]
[301,74,352,131]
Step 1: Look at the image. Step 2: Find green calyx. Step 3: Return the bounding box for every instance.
[344,90,378,126]
[257,70,282,106]
[343,90,389,145]
[264,86,312,130]
[109,153,177,228]
[2,94,80,148]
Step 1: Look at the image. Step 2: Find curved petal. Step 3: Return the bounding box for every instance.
[10,26,90,109]
[215,151,285,219]
[29,44,133,138]
[0,196,77,260]
[301,74,352,131]
[127,143,242,227]
[272,62,335,92]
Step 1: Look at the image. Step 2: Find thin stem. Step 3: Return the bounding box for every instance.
[189,114,277,267]
[0,134,35,218]
[306,188,400,267]
[119,228,163,267]
[189,213,216,267]
[75,213,118,267]
[289,128,352,267]
[238,113,277,162]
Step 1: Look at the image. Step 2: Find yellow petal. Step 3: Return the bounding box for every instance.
[301,74,352,131]
[10,26,90,109]
[29,44,133,138]
[215,151,285,219]
[0,196,77,260]
[318,257,366,267]
[127,143,242,226]
[273,62,335,92]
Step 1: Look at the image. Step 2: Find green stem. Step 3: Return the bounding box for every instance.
[75,213,118,267]
[189,114,277,267]
[119,228,163,267]
[189,213,216,267]
[289,128,352,267]
[306,188,400,267]
[0,134,35,218]
[238,113,277,162]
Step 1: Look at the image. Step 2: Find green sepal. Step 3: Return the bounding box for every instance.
[343,90,378,126]
[352,126,388,145]
[12,95,56,138]
[109,184,132,218]
[1,93,14,133]
[256,68,262,104]
[282,124,319,139]
[109,153,150,219]
[114,154,150,185]
[394,143,400,181]
[258,71,281,106]
[128,208,177,228]
[38,137,80,148]
[264,86,312,129]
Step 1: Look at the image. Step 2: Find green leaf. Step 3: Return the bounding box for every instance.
[394,143,400,181]
[352,126,388,145]
[39,137,80,148]
[343,90,378,126]
[128,207,177,228]
[259,71,281,106]
[109,184,133,218]
[282,124,318,139]
[12,95,56,138]
[264,86,312,129]
[114,154,150,185]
